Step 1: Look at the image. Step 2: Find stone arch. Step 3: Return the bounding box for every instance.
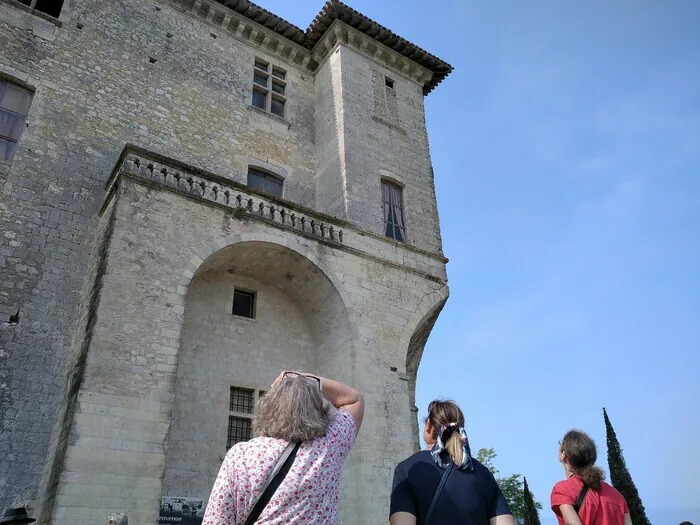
[162,237,357,499]
[400,287,449,451]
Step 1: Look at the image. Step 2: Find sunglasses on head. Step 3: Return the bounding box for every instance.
[283,371,321,388]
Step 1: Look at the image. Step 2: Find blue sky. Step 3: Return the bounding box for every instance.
[261,1,699,522]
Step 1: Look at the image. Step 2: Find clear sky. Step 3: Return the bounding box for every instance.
[259,1,699,522]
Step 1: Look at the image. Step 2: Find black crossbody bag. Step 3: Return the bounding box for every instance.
[424,462,454,525]
[243,441,301,525]
[573,484,590,514]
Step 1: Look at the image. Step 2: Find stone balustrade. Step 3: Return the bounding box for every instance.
[115,150,344,244]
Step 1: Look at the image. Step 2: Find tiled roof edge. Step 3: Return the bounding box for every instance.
[215,0,453,94]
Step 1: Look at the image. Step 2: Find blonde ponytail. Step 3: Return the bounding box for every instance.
[445,431,463,466]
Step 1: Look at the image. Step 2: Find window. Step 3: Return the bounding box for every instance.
[232,289,256,319]
[17,0,64,18]
[247,167,283,198]
[227,386,266,448]
[385,77,394,89]
[0,78,33,162]
[382,180,405,242]
[251,58,286,118]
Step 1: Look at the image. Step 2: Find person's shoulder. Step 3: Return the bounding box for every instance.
[397,450,433,470]
[599,481,628,503]
[551,477,581,498]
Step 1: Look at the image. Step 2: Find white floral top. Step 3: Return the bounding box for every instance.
[203,410,356,524]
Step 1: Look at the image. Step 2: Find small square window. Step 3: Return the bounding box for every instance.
[227,416,252,448]
[232,289,256,319]
[253,71,268,86]
[270,96,285,118]
[272,66,286,80]
[229,387,254,413]
[385,77,394,89]
[252,88,266,110]
[254,58,269,72]
[271,80,285,95]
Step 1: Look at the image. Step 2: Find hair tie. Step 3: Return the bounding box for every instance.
[430,424,474,471]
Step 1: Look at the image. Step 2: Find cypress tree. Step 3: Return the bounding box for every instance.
[603,408,651,525]
[523,477,541,525]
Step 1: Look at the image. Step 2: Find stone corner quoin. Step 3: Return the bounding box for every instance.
[0,0,453,523]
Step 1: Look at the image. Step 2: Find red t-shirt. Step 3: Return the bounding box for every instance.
[551,477,629,525]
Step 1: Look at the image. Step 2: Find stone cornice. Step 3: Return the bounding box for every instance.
[312,20,434,87]
[161,0,315,72]
[161,0,452,94]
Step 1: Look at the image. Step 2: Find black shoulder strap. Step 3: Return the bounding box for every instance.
[573,484,590,514]
[425,462,454,525]
[244,441,301,525]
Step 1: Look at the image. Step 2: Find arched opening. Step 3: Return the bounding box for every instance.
[161,241,353,500]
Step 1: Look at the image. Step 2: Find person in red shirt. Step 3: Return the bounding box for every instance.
[551,430,632,525]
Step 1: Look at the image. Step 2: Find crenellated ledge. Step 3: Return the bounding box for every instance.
[105,147,344,245]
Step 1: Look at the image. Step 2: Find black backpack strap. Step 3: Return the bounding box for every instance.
[425,462,454,525]
[573,484,590,514]
[244,441,301,525]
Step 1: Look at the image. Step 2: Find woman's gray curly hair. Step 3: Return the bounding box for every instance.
[255,375,333,442]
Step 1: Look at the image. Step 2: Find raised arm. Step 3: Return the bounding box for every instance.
[316,376,364,432]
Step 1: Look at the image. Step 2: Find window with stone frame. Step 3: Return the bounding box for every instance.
[247,167,283,199]
[227,386,266,449]
[0,78,34,162]
[232,288,256,319]
[381,179,406,242]
[17,0,64,18]
[372,70,399,125]
[252,58,287,118]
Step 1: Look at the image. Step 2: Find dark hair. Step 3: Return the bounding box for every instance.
[426,400,465,465]
[679,522,694,525]
[560,430,605,490]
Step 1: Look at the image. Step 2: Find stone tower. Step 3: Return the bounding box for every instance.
[0,0,452,523]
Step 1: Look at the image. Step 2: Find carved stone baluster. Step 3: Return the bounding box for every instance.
[339,230,344,243]
[329,226,335,240]
[310,220,316,236]
[247,198,253,212]
[280,209,286,225]
[258,202,264,216]
[290,213,296,228]
[269,205,275,221]
[301,217,306,232]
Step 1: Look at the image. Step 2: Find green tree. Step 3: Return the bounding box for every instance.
[603,408,651,525]
[523,477,541,525]
[476,448,542,525]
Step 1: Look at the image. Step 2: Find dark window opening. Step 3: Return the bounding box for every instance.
[252,88,266,110]
[270,96,285,118]
[382,180,405,242]
[19,0,64,18]
[385,77,395,89]
[227,416,252,448]
[232,289,256,319]
[247,168,283,198]
[0,79,33,162]
[229,387,254,413]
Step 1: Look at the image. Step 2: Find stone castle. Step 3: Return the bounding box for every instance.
[0,0,452,523]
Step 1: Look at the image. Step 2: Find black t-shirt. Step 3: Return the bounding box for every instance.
[390,451,511,524]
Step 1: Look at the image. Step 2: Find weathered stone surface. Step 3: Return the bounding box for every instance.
[0,1,451,524]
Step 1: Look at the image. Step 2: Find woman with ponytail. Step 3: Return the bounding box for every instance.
[390,400,514,525]
[551,430,632,525]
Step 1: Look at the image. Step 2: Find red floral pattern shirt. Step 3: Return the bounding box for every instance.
[203,410,356,524]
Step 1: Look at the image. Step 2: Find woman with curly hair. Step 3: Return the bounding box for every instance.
[203,370,363,524]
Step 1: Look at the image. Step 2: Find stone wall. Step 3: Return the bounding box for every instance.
[0,0,316,509]
[0,0,449,521]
